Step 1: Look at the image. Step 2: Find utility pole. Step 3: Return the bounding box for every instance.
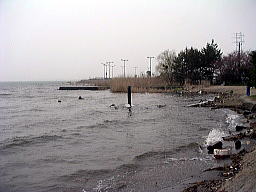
[106,61,114,79]
[121,59,128,77]
[111,65,116,78]
[234,32,244,52]
[147,56,154,77]
[133,66,138,77]
[101,63,107,79]
[234,32,244,67]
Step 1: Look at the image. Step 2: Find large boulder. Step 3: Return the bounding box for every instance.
[235,125,247,132]
[235,140,242,150]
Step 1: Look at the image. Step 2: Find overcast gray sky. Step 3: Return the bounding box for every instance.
[0,0,255,81]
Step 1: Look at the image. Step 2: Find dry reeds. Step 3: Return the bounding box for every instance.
[110,77,168,93]
[77,77,181,93]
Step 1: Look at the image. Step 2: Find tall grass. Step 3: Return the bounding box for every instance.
[78,77,181,93]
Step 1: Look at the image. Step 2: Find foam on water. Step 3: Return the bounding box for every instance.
[226,113,240,130]
[205,128,227,145]
[205,109,242,146]
[164,156,212,164]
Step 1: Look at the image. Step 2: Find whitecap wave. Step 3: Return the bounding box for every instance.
[164,156,212,164]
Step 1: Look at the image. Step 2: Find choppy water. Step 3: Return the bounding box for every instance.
[0,82,245,192]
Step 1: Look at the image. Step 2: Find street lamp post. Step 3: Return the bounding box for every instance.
[111,65,116,78]
[133,66,138,77]
[106,61,114,79]
[101,63,107,79]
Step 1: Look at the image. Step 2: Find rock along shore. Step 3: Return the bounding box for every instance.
[182,86,256,192]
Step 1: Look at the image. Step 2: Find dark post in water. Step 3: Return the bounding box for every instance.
[128,86,132,106]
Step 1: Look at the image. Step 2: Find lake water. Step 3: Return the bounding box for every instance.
[0,82,244,192]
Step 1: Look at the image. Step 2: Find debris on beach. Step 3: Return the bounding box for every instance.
[214,148,231,159]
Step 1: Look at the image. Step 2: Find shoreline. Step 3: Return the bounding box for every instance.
[182,86,256,192]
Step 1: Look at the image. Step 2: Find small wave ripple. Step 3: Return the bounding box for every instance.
[0,135,63,150]
[135,142,200,161]
[0,93,12,96]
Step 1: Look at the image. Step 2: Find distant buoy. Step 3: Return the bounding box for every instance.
[78,96,84,100]
[110,104,118,110]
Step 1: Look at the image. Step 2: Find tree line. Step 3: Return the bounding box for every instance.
[156,40,256,86]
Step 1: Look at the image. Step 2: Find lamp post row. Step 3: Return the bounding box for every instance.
[101,57,154,79]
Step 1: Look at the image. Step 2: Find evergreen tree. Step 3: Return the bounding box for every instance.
[201,40,222,83]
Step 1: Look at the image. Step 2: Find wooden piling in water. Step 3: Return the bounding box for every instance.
[128,86,132,106]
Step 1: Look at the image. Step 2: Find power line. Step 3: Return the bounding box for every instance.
[234,32,244,52]
[233,32,245,67]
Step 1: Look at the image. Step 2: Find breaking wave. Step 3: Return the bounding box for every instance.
[205,128,227,146]
[205,110,242,145]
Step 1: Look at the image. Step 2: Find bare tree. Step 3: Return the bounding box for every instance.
[156,50,177,84]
